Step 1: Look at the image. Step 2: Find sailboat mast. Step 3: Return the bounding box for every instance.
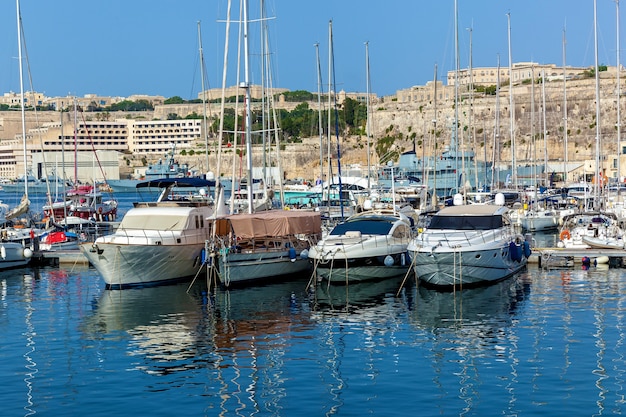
[432,63,438,206]
[215,0,232,208]
[616,0,622,191]
[468,25,478,193]
[535,69,550,187]
[198,21,210,176]
[327,20,333,202]
[260,0,268,185]
[329,21,344,219]
[493,54,501,190]
[16,0,28,199]
[243,0,254,213]
[73,98,78,187]
[315,43,324,188]
[542,69,548,187]
[507,12,517,190]
[593,0,601,208]
[562,27,568,184]
[365,41,371,191]
[60,104,67,220]
[453,0,460,197]
[531,65,536,194]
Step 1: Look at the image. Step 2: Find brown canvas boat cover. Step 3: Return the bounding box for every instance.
[222,210,321,239]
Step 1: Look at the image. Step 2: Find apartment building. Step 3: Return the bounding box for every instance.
[446,62,589,87]
[127,119,202,153]
[1,112,203,181]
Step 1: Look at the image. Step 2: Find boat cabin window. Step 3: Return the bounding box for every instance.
[330,219,393,236]
[429,215,503,230]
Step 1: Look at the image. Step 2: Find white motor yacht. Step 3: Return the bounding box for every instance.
[407,196,530,288]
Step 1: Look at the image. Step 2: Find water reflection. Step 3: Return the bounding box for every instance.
[0,268,41,417]
[309,275,408,416]
[84,283,213,375]
[209,278,314,416]
[310,274,406,314]
[406,274,531,330]
[405,274,532,416]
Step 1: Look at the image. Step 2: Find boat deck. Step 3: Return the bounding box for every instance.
[532,247,626,268]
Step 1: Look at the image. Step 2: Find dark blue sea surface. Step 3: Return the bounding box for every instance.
[1,263,625,416]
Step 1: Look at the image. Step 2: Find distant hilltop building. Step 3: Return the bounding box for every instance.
[395,62,592,104]
[198,85,377,105]
[1,91,46,107]
[0,92,166,111]
[198,85,289,101]
[447,62,589,87]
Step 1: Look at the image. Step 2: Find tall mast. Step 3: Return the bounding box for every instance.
[593,0,601,208]
[493,54,501,190]
[453,0,460,197]
[315,43,324,188]
[16,0,28,199]
[243,0,254,213]
[432,63,438,206]
[562,27,568,184]
[531,65,535,193]
[542,69,548,187]
[365,41,372,191]
[507,12,517,190]
[329,20,344,219]
[326,20,333,197]
[617,0,622,193]
[468,25,478,192]
[198,21,209,176]
[73,97,78,187]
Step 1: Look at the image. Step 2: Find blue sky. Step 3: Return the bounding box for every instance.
[0,0,622,99]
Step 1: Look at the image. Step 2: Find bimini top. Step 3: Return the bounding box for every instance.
[136,177,216,189]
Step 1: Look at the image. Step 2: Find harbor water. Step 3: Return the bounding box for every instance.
[2,191,626,415]
[1,264,626,416]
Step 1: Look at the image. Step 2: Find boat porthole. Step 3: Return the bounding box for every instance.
[475,254,481,259]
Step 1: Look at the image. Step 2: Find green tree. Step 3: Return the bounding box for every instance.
[164,96,185,104]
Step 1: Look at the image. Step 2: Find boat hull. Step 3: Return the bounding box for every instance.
[312,252,411,283]
[0,242,31,269]
[410,246,527,288]
[80,242,206,289]
[217,249,310,287]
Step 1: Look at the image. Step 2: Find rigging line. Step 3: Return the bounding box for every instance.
[18,13,55,206]
[78,109,115,204]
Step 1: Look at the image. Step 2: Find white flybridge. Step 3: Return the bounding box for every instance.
[81,178,217,289]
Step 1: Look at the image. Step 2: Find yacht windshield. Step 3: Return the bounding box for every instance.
[330,219,394,236]
[429,215,503,230]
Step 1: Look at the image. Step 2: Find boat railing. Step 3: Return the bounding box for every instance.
[318,234,411,252]
[108,227,212,245]
[418,228,511,247]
